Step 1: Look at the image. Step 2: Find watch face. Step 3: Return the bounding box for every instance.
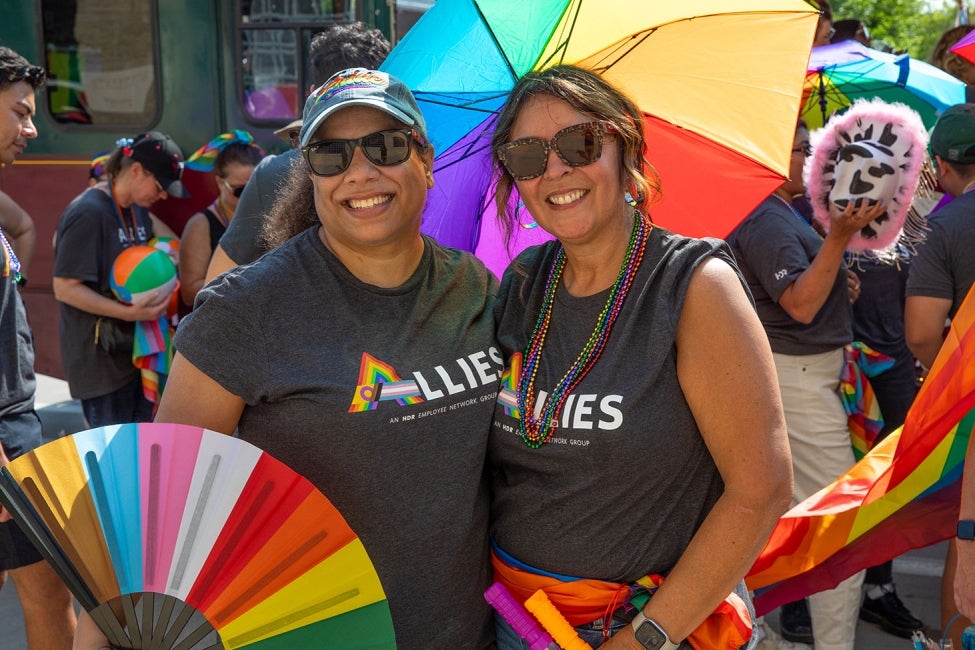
[634,619,668,650]
[959,520,975,540]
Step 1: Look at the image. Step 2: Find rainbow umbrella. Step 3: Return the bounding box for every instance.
[0,423,396,649]
[803,40,966,131]
[382,0,819,277]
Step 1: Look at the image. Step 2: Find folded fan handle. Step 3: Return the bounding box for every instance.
[0,469,99,611]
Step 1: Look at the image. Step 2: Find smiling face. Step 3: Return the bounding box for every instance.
[508,94,629,248]
[0,80,37,165]
[307,105,433,257]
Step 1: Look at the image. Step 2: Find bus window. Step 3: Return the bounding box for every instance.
[239,0,353,123]
[41,0,158,127]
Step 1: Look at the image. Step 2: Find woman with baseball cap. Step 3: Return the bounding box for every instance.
[52,131,187,429]
[75,69,498,648]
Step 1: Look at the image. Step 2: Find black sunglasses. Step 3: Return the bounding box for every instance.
[220,177,246,198]
[302,128,426,177]
[792,142,813,157]
[497,121,615,181]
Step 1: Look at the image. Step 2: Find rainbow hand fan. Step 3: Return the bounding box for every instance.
[0,423,396,649]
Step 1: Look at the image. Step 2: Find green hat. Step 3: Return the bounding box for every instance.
[931,103,975,164]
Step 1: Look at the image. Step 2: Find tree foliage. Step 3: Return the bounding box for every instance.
[830,0,960,61]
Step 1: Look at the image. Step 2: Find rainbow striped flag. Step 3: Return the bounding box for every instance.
[746,282,975,615]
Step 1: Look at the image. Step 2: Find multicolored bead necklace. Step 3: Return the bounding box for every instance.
[211,197,231,228]
[0,226,22,284]
[517,210,651,448]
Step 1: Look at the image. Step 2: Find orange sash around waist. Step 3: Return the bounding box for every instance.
[491,549,752,650]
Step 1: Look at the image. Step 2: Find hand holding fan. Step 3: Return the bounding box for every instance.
[0,422,396,649]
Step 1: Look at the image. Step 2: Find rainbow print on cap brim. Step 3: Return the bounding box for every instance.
[310,69,390,107]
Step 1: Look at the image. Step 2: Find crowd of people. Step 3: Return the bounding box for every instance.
[4,1,975,649]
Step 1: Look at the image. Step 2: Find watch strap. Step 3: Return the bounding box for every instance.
[958,519,975,541]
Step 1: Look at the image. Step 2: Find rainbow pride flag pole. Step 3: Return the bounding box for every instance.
[747,281,975,615]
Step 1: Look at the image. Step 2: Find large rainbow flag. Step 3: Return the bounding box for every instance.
[746,283,975,615]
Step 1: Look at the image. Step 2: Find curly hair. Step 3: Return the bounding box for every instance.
[0,46,45,92]
[261,155,318,249]
[308,22,391,88]
[491,65,660,248]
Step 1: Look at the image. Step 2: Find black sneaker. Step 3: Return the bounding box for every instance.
[859,585,924,638]
[780,598,814,644]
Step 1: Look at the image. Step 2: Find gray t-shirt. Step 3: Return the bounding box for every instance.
[54,188,153,399]
[218,149,299,266]
[727,196,852,355]
[490,228,728,582]
[176,229,499,649]
[906,190,975,318]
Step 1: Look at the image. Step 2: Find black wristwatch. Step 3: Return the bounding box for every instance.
[958,520,975,541]
[631,611,679,650]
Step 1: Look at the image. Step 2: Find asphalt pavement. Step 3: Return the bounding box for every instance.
[0,377,956,650]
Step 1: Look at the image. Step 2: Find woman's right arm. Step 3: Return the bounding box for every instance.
[52,276,169,322]
[154,352,245,435]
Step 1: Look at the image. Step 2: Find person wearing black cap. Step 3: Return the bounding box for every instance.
[906,103,975,648]
[52,131,187,428]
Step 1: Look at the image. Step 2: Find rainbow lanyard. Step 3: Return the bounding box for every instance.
[108,180,145,247]
[0,226,21,283]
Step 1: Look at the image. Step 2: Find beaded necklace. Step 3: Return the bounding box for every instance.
[517,211,651,448]
[0,226,21,283]
[211,197,231,228]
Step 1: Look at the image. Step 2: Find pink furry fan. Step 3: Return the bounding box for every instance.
[804,98,928,252]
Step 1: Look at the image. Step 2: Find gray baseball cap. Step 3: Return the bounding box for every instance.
[298,68,427,148]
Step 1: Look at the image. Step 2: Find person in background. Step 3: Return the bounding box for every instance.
[905,103,975,650]
[808,0,835,47]
[204,21,390,280]
[52,131,187,428]
[488,64,793,650]
[830,19,871,46]
[178,131,264,307]
[0,45,77,650]
[850,256,926,639]
[931,25,975,89]
[728,120,886,650]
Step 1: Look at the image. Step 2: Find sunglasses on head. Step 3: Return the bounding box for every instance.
[497,121,616,181]
[5,65,45,86]
[220,177,246,198]
[302,127,426,177]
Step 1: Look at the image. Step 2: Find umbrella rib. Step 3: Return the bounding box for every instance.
[537,0,583,68]
[470,0,518,83]
[417,92,510,114]
[585,30,655,75]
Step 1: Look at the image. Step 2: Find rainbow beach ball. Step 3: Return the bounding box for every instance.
[110,245,178,305]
